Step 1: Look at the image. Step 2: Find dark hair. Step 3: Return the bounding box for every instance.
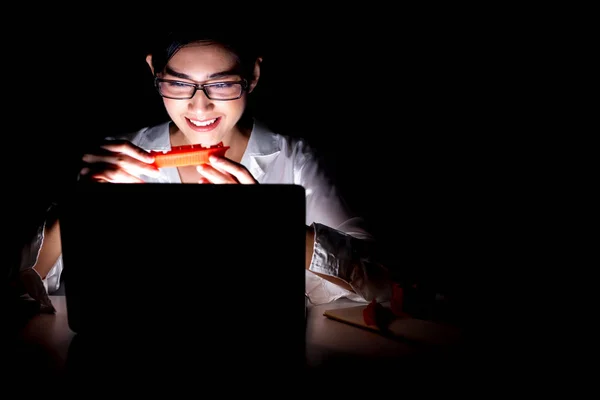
[148,31,263,80]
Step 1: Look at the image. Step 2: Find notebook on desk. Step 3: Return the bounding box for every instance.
[57,182,306,372]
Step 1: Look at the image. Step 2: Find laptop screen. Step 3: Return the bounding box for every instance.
[58,183,306,344]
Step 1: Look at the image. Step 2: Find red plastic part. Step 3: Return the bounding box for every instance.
[149,142,229,168]
[363,298,384,326]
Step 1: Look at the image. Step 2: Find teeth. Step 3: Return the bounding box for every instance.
[190,118,217,127]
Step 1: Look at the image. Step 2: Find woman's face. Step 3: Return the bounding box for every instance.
[150,42,257,145]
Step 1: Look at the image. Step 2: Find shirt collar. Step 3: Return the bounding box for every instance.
[245,119,280,157]
[137,121,171,151]
[243,120,281,181]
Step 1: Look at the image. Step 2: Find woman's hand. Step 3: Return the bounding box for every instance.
[79,140,161,183]
[196,155,258,184]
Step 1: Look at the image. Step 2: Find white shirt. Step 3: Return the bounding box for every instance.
[32,119,392,304]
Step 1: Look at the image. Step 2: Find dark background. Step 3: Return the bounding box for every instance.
[7,22,527,309]
[3,13,587,384]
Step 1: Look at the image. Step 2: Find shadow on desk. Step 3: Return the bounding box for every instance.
[64,335,473,396]
[307,340,474,383]
[63,328,306,395]
[4,296,44,330]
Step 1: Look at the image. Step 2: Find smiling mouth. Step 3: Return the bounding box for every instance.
[188,117,219,127]
[185,116,222,132]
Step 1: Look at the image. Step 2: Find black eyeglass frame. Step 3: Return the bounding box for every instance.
[154,77,249,100]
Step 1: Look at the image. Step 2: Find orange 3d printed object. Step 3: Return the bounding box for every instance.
[149,142,230,168]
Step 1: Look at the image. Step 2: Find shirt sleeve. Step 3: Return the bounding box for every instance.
[44,256,63,294]
[19,218,45,272]
[296,146,392,303]
[19,205,63,295]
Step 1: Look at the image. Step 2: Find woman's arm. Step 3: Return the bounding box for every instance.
[33,218,62,280]
[14,203,59,313]
[309,222,392,302]
[305,225,355,292]
[298,149,392,302]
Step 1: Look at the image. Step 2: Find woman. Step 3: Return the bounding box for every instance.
[22,31,392,305]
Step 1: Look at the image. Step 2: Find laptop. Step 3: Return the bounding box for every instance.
[57,182,307,380]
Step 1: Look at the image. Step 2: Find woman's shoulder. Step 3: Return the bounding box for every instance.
[252,119,318,158]
[105,121,171,151]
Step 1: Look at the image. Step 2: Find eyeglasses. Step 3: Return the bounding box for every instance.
[154,78,248,100]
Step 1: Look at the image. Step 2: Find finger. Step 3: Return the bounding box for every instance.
[99,140,155,164]
[79,164,145,183]
[196,163,238,184]
[90,173,145,183]
[205,156,258,184]
[82,153,161,178]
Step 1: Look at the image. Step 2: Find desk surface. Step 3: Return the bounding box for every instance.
[8,295,468,388]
